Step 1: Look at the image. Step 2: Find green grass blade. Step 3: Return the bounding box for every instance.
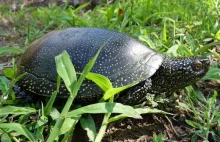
[186,33,196,52]
[44,91,58,116]
[55,51,77,94]
[86,72,113,92]
[162,22,167,43]
[185,119,199,129]
[101,74,147,101]
[0,123,35,141]
[44,76,61,116]
[67,102,142,119]
[195,41,220,55]
[108,108,171,123]
[138,35,156,49]
[202,68,220,82]
[0,106,36,116]
[135,108,172,115]
[0,47,24,56]
[207,90,218,106]
[15,72,27,83]
[101,84,136,101]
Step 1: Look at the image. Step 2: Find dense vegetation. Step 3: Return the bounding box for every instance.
[0,0,219,141]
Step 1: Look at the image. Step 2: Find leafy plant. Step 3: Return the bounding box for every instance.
[47,46,168,141]
[153,133,163,142]
[179,87,220,141]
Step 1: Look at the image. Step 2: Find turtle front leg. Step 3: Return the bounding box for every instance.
[116,79,152,105]
[14,85,32,102]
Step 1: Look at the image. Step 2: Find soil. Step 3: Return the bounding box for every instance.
[0,1,219,142]
[72,113,192,142]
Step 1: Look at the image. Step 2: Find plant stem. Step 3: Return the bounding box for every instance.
[46,96,74,142]
[94,113,111,142]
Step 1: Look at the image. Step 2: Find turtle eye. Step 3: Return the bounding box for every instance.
[192,61,203,71]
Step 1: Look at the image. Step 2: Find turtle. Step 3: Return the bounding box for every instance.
[16,28,210,105]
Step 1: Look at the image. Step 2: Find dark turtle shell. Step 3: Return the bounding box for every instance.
[17,28,164,102]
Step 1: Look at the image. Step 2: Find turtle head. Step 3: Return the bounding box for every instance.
[150,57,210,93]
[170,57,210,80]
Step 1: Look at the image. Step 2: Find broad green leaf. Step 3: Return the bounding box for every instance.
[0,76,9,93]
[86,72,112,92]
[153,133,163,142]
[59,118,78,135]
[61,117,80,142]
[50,107,60,120]
[67,102,141,119]
[0,76,9,86]
[0,46,24,56]
[3,68,15,79]
[80,115,97,142]
[0,123,35,141]
[3,58,17,79]
[55,51,77,94]
[0,106,36,116]
[1,133,11,142]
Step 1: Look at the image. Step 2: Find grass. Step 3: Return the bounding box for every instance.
[0,0,219,141]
